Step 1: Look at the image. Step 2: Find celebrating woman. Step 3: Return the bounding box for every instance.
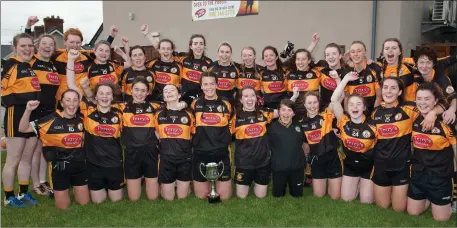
[191,72,233,200]
[18,90,89,210]
[329,72,376,203]
[406,82,456,221]
[2,33,41,207]
[260,46,288,109]
[155,85,194,200]
[67,49,124,203]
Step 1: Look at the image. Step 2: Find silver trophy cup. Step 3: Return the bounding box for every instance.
[199,161,224,203]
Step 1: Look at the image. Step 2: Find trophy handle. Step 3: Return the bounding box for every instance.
[217,161,225,178]
[199,163,207,179]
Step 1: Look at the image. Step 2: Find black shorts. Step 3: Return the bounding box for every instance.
[159,155,192,184]
[49,160,87,191]
[272,168,304,197]
[310,151,343,179]
[408,169,453,206]
[124,144,159,179]
[4,105,37,138]
[235,164,271,186]
[87,162,124,191]
[343,162,374,179]
[192,148,232,182]
[371,163,410,187]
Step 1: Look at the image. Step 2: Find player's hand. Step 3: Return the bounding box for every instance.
[26,100,40,111]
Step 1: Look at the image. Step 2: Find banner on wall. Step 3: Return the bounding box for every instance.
[192,1,259,21]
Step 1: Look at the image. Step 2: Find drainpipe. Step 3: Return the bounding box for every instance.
[371,0,378,60]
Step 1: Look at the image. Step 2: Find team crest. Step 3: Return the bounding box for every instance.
[230,72,236,78]
[109,65,114,71]
[217,105,223,112]
[201,66,207,72]
[171,67,177,74]
[295,126,301,132]
[446,86,454,94]
[77,123,84,131]
[111,116,119,124]
[362,130,371,138]
[180,116,189,124]
[319,119,323,126]
[366,75,372,83]
[431,127,440,134]
[394,113,402,121]
[146,76,153,82]
[236,172,244,181]
[306,73,313,79]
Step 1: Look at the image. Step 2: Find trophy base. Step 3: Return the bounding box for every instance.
[207,195,221,204]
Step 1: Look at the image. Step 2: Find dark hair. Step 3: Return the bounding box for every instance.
[324,43,346,68]
[12,33,33,48]
[200,71,218,84]
[94,81,121,102]
[131,77,150,92]
[241,47,259,79]
[289,48,314,71]
[188,34,206,59]
[414,46,437,66]
[163,84,181,95]
[262,46,283,70]
[381,38,403,77]
[158,39,175,51]
[416,82,443,101]
[235,86,259,117]
[278,99,296,113]
[129,45,146,57]
[380,77,405,103]
[60,89,80,101]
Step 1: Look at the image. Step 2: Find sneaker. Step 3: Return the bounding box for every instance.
[40,183,54,199]
[452,201,456,214]
[33,185,49,196]
[17,192,39,205]
[4,196,27,208]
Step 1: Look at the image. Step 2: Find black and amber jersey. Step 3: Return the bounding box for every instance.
[31,110,85,162]
[146,59,182,98]
[87,60,124,89]
[191,96,232,152]
[29,55,59,109]
[319,67,345,109]
[80,100,123,167]
[154,107,194,158]
[120,67,156,102]
[52,49,93,101]
[260,68,288,106]
[411,116,456,177]
[119,101,162,147]
[230,108,274,169]
[415,69,457,104]
[208,61,240,102]
[236,64,263,92]
[337,115,377,165]
[370,101,419,170]
[379,63,419,102]
[1,56,41,107]
[344,63,382,109]
[286,68,322,93]
[175,55,212,93]
[299,108,338,156]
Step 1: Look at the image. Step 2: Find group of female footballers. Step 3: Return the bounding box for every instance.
[1,16,457,222]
